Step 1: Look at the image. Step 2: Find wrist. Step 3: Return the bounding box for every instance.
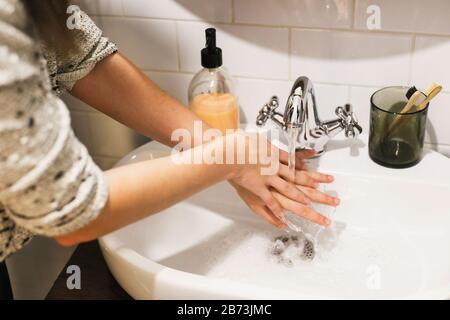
[224,132,247,180]
[226,162,241,180]
[223,132,242,180]
[199,133,240,181]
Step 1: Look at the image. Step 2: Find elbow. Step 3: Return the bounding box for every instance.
[54,232,89,247]
[54,235,80,247]
[53,222,99,247]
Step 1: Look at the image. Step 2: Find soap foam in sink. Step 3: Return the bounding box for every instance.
[199,220,419,298]
[202,223,348,294]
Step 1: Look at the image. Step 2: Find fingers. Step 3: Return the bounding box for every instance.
[260,189,283,218]
[296,149,316,160]
[250,204,286,229]
[295,149,315,171]
[278,149,307,170]
[272,192,330,227]
[267,176,311,205]
[301,170,334,183]
[278,149,289,165]
[278,164,334,188]
[280,148,315,161]
[278,164,317,188]
[296,185,340,207]
[231,182,286,228]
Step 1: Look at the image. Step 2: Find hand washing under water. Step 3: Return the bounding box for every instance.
[271,128,339,263]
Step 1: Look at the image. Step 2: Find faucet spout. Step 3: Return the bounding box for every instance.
[283,77,312,129]
[256,77,362,155]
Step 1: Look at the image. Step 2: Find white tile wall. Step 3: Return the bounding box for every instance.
[145,71,192,105]
[62,0,450,161]
[426,143,450,158]
[355,0,450,36]
[62,92,143,168]
[235,0,353,29]
[93,156,122,170]
[101,17,178,71]
[349,85,382,131]
[177,21,289,79]
[72,0,123,16]
[291,29,413,87]
[122,0,232,22]
[88,112,148,158]
[314,83,350,119]
[61,92,93,113]
[70,111,94,153]
[235,78,291,123]
[425,92,450,146]
[411,36,450,91]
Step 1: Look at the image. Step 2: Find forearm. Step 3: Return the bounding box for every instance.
[55,141,236,246]
[70,53,209,148]
[57,54,230,246]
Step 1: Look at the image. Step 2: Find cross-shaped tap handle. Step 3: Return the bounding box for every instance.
[256,96,279,126]
[335,104,363,138]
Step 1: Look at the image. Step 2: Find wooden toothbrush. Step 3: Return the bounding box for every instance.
[386,83,442,136]
[416,83,442,111]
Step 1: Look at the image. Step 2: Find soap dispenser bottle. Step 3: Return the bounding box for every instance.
[188,28,239,134]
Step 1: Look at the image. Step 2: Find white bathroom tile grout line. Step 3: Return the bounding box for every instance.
[141,69,450,94]
[230,0,235,23]
[287,28,292,81]
[144,69,195,76]
[408,34,417,85]
[315,81,359,88]
[174,22,182,72]
[143,68,290,82]
[235,74,290,83]
[351,0,357,29]
[290,26,416,40]
[425,141,450,146]
[90,14,450,39]
[95,14,288,30]
[119,0,125,16]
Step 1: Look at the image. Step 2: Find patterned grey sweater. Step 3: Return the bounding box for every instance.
[0,0,117,261]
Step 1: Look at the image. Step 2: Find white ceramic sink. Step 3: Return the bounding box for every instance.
[99,128,450,299]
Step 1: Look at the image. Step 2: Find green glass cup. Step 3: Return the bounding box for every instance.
[369,86,429,168]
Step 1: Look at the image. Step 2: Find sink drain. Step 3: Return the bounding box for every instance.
[301,239,315,260]
[270,234,315,265]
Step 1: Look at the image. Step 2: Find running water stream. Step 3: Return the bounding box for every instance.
[282,127,305,232]
[271,127,335,262]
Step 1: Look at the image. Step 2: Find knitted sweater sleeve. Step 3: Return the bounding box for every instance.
[0,0,115,261]
[43,9,118,94]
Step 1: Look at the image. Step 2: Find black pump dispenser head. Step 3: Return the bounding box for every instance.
[201,28,222,68]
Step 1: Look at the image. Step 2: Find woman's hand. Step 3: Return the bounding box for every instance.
[228,132,339,228]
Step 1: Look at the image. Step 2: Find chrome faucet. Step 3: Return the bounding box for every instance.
[256,76,362,154]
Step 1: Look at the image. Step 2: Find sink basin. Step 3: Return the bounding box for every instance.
[99,127,450,299]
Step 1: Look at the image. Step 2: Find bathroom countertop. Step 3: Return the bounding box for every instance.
[45,241,132,300]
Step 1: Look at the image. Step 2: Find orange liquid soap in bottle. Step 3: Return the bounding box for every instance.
[188,28,239,134]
